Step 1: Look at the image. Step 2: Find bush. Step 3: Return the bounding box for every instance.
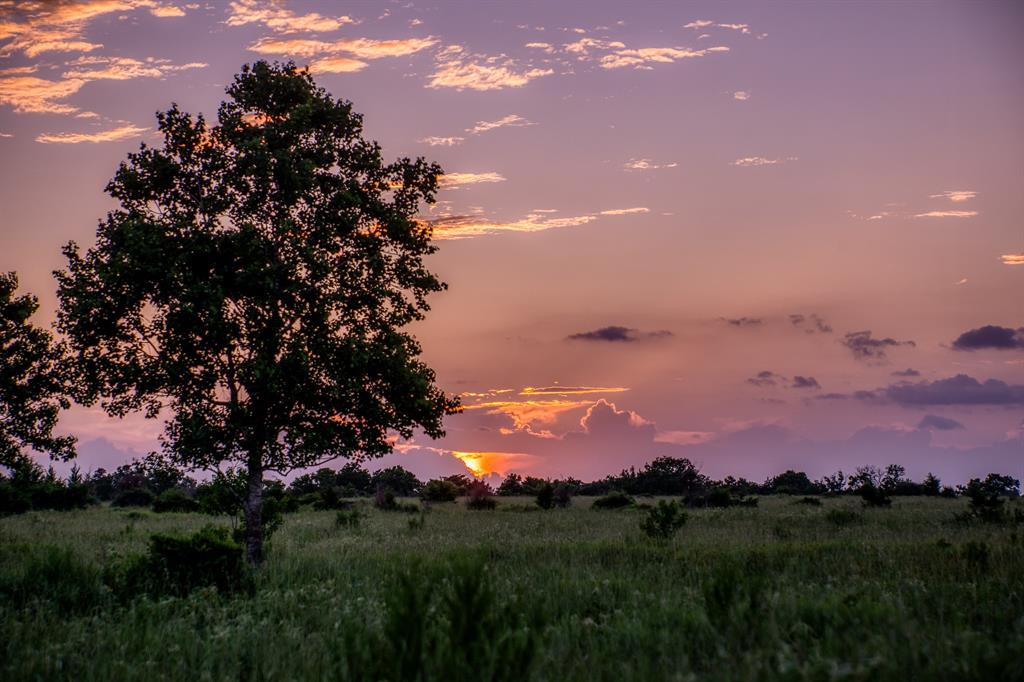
[336,508,364,529]
[859,484,892,508]
[640,500,688,540]
[111,487,155,508]
[152,488,200,513]
[375,486,398,510]
[825,508,863,527]
[794,496,822,507]
[535,481,554,510]
[552,483,573,508]
[111,525,251,599]
[422,479,459,503]
[592,491,635,510]
[466,481,497,510]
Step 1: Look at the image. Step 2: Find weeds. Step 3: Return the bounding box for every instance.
[639,500,687,540]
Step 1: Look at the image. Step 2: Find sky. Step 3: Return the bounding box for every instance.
[1,1,1022,486]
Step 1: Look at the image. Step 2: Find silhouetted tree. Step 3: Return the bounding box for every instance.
[55,62,459,564]
[1,272,75,470]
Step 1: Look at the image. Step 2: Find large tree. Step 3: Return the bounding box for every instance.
[56,61,460,564]
[0,272,76,469]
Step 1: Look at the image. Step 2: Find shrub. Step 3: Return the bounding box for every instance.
[795,496,822,507]
[421,479,459,503]
[535,482,554,510]
[152,488,200,513]
[466,481,497,510]
[592,491,635,510]
[0,545,105,614]
[640,500,688,540]
[111,487,155,508]
[552,483,573,508]
[336,508,363,529]
[111,525,251,599]
[375,486,398,510]
[859,483,892,508]
[825,508,863,527]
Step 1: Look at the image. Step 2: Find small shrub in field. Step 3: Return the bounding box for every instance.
[552,483,573,508]
[421,479,459,503]
[825,508,863,527]
[335,508,363,529]
[961,540,990,571]
[407,511,427,532]
[152,488,200,513]
[858,483,891,508]
[313,486,345,510]
[640,500,688,540]
[536,482,554,510]
[795,496,822,507]
[466,481,497,510]
[592,491,635,510]
[961,478,1011,523]
[111,487,154,508]
[111,525,251,599]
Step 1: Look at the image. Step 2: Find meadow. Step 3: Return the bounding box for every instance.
[2,495,1022,682]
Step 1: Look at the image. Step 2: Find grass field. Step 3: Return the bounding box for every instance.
[2,496,1022,681]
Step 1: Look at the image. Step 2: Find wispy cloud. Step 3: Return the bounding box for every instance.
[1001,253,1024,266]
[438,172,506,188]
[35,124,148,144]
[249,36,438,59]
[930,190,977,203]
[227,0,356,33]
[600,46,728,70]
[428,45,552,91]
[731,156,796,167]
[0,76,85,114]
[0,1,187,59]
[520,386,630,396]
[427,206,648,239]
[62,56,206,81]
[733,90,750,100]
[599,207,649,215]
[624,158,677,171]
[308,56,367,73]
[419,136,464,146]
[467,114,535,134]
[913,210,978,218]
[684,20,752,35]
[525,42,554,53]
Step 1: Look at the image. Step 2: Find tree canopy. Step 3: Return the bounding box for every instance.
[0,271,75,469]
[55,61,460,563]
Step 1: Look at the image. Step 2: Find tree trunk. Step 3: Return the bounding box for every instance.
[243,457,264,566]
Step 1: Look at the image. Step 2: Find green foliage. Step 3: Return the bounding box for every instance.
[465,480,496,510]
[536,481,555,509]
[335,508,364,529]
[591,491,636,510]
[111,487,155,508]
[422,478,459,502]
[0,545,104,615]
[194,468,246,515]
[794,496,822,506]
[639,500,688,540]
[111,525,251,599]
[552,483,573,508]
[825,508,864,527]
[959,474,1021,523]
[0,272,76,469]
[54,61,458,563]
[859,483,892,508]
[152,488,200,513]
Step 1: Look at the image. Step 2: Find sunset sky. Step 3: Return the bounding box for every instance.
[1,1,1022,485]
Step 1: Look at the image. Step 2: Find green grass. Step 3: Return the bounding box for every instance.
[2,496,1022,681]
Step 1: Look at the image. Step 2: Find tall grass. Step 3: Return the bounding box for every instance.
[2,497,1022,681]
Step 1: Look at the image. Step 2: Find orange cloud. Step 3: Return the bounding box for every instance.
[930,190,976,203]
[450,450,540,477]
[62,56,206,81]
[0,76,85,114]
[437,172,506,188]
[732,156,796,167]
[467,114,535,135]
[624,158,677,171]
[35,124,149,144]
[913,210,978,218]
[428,45,553,91]
[520,386,630,396]
[464,399,591,434]
[227,0,355,33]
[600,46,728,69]
[419,135,464,146]
[427,205,649,239]
[1001,253,1024,266]
[308,56,367,73]
[249,36,437,59]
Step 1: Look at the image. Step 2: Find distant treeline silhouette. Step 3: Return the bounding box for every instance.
[2,452,1018,516]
